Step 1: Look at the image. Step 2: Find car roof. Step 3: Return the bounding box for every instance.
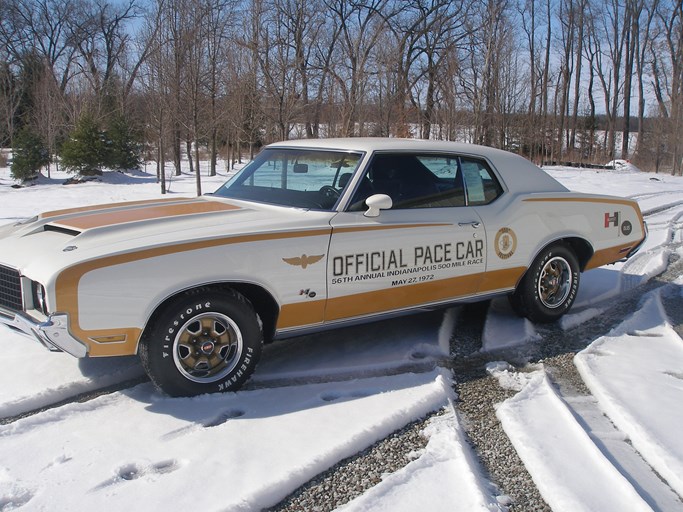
[266,138,568,195]
[268,137,504,155]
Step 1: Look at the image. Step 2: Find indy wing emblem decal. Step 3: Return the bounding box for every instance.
[282,254,325,269]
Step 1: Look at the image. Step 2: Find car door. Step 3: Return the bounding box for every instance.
[325,152,487,323]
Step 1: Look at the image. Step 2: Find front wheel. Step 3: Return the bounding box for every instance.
[509,244,580,323]
[140,289,262,397]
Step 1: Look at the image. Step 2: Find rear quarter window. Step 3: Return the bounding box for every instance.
[461,158,503,205]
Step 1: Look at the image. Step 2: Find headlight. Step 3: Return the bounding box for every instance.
[32,281,48,315]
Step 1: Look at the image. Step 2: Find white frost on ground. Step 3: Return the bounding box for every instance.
[253,310,449,386]
[0,337,144,417]
[486,361,538,392]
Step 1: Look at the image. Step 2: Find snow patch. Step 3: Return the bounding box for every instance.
[497,372,652,512]
[335,407,502,512]
[481,298,540,351]
[486,361,539,391]
[575,291,683,497]
[0,371,453,510]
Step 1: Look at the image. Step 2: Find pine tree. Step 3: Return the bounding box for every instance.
[60,114,106,175]
[104,114,142,171]
[10,126,49,181]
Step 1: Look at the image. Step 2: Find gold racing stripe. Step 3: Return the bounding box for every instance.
[40,197,196,219]
[277,267,526,329]
[584,242,637,270]
[523,197,640,206]
[51,201,241,230]
[333,223,452,234]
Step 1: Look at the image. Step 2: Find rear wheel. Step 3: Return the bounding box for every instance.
[509,244,579,323]
[140,289,262,397]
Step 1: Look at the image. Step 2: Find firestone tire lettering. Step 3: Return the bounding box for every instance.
[140,289,263,397]
[509,244,579,323]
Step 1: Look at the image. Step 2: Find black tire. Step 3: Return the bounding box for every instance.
[509,244,580,323]
[140,289,262,397]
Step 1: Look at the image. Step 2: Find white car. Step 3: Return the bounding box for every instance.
[0,138,646,396]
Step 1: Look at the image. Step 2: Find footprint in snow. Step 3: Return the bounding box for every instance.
[0,484,33,510]
[202,409,246,428]
[92,460,181,490]
[161,409,247,440]
[320,390,375,402]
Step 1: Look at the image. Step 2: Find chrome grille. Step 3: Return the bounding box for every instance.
[0,264,23,312]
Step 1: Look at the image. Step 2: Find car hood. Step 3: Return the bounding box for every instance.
[0,197,333,283]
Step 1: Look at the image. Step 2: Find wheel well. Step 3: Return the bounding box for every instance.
[141,283,280,349]
[231,283,279,342]
[512,237,593,291]
[560,237,594,271]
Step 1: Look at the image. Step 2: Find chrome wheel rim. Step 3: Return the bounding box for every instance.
[172,312,243,383]
[538,256,572,309]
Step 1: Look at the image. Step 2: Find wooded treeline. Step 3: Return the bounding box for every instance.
[1,0,682,190]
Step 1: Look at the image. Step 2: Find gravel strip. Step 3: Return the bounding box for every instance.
[456,372,550,511]
[268,412,442,511]
[450,302,551,511]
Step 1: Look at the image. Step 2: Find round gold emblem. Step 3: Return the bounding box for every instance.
[494,227,517,259]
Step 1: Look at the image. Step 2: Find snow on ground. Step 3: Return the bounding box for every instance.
[0,371,452,511]
[575,290,683,498]
[2,161,683,510]
[494,370,653,512]
[336,406,502,512]
[489,287,683,511]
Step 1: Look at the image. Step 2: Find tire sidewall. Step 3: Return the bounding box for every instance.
[526,245,579,322]
[143,291,262,397]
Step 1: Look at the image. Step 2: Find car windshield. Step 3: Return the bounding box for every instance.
[214,148,363,210]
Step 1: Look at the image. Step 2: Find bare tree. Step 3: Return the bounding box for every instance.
[633,0,658,160]
[518,0,541,160]
[461,0,513,147]
[204,0,234,175]
[555,0,578,162]
[32,65,65,175]
[654,0,683,174]
[139,0,177,193]
[325,0,390,136]
[568,0,587,156]
[69,0,140,108]
[0,62,22,146]
[0,0,79,93]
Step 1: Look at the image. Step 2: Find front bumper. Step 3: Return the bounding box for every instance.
[0,308,88,358]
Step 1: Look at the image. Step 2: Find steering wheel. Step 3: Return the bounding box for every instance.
[319,185,341,200]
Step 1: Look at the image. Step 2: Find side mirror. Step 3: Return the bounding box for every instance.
[293,163,308,173]
[364,194,393,217]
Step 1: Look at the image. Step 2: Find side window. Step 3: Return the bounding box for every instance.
[461,158,503,205]
[348,153,466,210]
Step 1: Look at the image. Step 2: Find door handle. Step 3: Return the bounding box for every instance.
[458,221,481,228]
